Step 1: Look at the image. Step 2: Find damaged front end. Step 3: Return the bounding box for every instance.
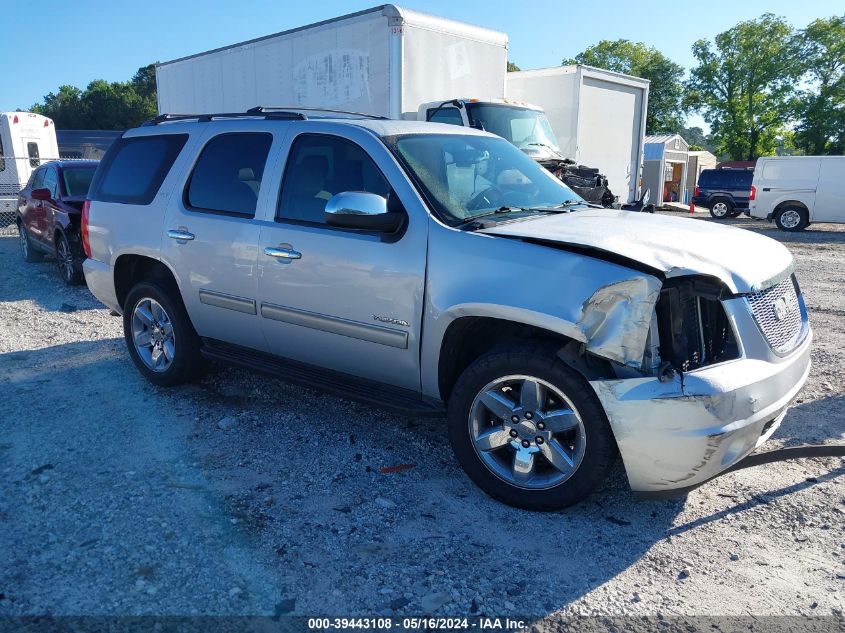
[586,272,812,493]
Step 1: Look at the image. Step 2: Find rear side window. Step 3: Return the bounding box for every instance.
[27,142,40,168]
[90,134,187,205]
[427,108,464,126]
[185,133,273,217]
[63,167,97,197]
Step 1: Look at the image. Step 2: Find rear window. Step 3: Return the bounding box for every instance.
[90,134,187,205]
[27,142,40,168]
[62,166,97,197]
[185,133,273,217]
[699,169,752,187]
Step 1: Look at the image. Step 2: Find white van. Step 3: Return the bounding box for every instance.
[0,112,59,224]
[750,155,845,231]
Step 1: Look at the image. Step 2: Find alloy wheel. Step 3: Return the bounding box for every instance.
[712,202,728,217]
[57,236,74,282]
[19,226,28,258]
[131,298,176,373]
[468,375,586,489]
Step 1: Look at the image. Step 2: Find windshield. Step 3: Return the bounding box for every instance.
[465,104,561,153]
[62,166,96,197]
[390,134,583,223]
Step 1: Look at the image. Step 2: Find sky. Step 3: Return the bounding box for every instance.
[1,0,841,129]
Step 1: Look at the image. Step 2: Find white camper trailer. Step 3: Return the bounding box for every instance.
[0,112,59,224]
[506,65,650,203]
[155,5,509,119]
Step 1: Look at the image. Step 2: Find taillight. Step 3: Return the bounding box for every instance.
[81,200,92,258]
[694,185,700,197]
[749,185,756,201]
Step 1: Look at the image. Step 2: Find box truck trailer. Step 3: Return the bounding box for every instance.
[155,5,508,119]
[1,112,59,225]
[507,65,650,203]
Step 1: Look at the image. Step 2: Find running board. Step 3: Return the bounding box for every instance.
[200,339,444,417]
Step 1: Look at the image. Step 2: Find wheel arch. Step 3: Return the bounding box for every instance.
[435,315,615,404]
[773,199,809,215]
[113,254,183,311]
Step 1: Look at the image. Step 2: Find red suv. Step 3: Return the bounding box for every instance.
[16,160,98,285]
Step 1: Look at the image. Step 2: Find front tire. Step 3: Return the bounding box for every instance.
[774,206,808,232]
[18,223,43,263]
[447,345,617,511]
[56,232,84,285]
[123,281,204,387]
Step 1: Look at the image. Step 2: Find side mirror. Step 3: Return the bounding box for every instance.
[324,192,405,233]
[31,188,52,201]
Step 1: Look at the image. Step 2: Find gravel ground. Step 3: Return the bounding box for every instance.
[0,215,844,620]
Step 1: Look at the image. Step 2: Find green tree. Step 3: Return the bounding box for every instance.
[28,65,158,130]
[686,14,803,160]
[507,61,521,72]
[563,40,685,133]
[793,15,845,155]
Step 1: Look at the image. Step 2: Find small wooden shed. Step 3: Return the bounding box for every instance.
[642,134,689,204]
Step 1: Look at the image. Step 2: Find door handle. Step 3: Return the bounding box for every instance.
[167,229,195,241]
[264,246,301,260]
[762,188,771,192]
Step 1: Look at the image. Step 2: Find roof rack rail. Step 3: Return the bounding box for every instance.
[141,111,307,126]
[247,106,389,120]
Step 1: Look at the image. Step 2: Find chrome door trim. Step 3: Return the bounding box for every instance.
[199,289,257,315]
[260,303,408,349]
[264,246,301,259]
[167,229,195,241]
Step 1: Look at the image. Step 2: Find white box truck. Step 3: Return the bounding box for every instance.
[507,65,650,203]
[1,112,59,225]
[750,155,845,231]
[155,5,508,119]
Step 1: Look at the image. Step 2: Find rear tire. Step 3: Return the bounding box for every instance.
[774,206,808,232]
[123,281,204,387]
[447,344,617,511]
[18,223,44,263]
[709,198,733,219]
[56,232,84,286]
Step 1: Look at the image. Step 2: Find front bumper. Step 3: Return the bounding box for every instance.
[590,328,812,492]
[82,258,120,313]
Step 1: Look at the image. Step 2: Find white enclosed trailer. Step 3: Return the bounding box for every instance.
[0,112,59,224]
[507,65,650,203]
[155,5,508,119]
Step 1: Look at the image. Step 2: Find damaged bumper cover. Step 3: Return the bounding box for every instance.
[590,302,812,493]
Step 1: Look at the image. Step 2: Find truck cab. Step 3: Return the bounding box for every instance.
[418,99,614,205]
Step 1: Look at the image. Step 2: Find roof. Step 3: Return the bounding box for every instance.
[644,133,685,145]
[41,159,100,169]
[125,115,494,140]
[509,64,650,88]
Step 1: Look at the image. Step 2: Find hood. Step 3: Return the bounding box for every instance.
[480,209,793,294]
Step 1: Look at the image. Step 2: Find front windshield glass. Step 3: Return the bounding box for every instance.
[62,167,96,197]
[465,104,561,153]
[391,134,583,223]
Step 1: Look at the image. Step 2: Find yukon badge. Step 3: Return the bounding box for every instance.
[772,297,788,322]
[373,315,410,328]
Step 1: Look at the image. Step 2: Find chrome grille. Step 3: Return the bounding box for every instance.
[746,276,805,354]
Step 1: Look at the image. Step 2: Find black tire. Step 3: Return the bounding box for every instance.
[17,222,44,263]
[55,231,84,286]
[774,206,809,232]
[122,280,204,387]
[447,344,618,511]
[708,197,733,219]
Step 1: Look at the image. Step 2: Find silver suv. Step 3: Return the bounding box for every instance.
[82,110,812,510]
